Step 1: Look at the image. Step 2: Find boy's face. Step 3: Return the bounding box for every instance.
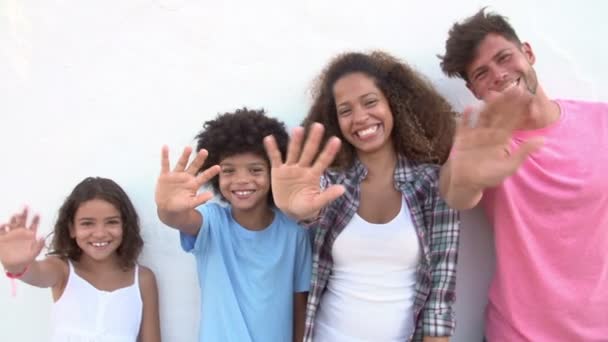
[218,152,271,212]
[465,33,538,101]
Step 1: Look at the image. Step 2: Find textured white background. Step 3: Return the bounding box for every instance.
[1,1,606,341]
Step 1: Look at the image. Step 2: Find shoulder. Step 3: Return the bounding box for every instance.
[274,210,308,235]
[400,159,440,186]
[557,98,608,114]
[138,265,158,290]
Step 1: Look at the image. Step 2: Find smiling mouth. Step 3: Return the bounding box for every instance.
[90,242,110,247]
[355,124,380,138]
[499,78,520,92]
[233,190,255,198]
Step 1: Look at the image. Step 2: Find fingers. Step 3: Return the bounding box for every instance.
[264,135,284,168]
[311,137,341,175]
[185,149,209,175]
[298,123,324,166]
[173,146,193,172]
[160,145,171,174]
[311,185,345,209]
[195,165,220,187]
[285,127,304,165]
[0,223,7,236]
[192,191,215,208]
[29,214,40,236]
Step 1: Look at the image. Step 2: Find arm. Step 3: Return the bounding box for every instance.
[293,292,307,342]
[263,123,345,221]
[438,158,483,210]
[155,146,220,235]
[0,209,66,289]
[423,337,450,342]
[421,171,460,338]
[138,266,161,342]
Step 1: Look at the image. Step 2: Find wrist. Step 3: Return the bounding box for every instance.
[5,264,29,278]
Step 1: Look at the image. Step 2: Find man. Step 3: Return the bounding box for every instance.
[438,8,608,341]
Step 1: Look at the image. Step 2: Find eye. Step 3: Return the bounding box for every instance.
[364,99,378,107]
[250,167,265,174]
[221,168,234,174]
[498,54,511,63]
[80,221,94,227]
[107,219,121,225]
[474,70,487,81]
[337,108,351,116]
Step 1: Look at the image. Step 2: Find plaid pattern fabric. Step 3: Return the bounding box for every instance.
[303,157,460,342]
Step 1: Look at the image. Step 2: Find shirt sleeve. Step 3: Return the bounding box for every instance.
[293,227,313,293]
[179,203,215,254]
[420,168,460,337]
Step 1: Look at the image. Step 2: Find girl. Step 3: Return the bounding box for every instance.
[264,51,460,342]
[0,177,160,342]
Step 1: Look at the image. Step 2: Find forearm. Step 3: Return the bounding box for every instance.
[423,337,449,342]
[6,257,63,289]
[439,161,483,210]
[293,292,308,342]
[156,207,201,236]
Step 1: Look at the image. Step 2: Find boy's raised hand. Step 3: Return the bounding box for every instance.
[264,123,345,220]
[0,208,45,274]
[155,146,220,215]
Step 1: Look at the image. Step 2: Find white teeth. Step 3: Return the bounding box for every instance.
[91,242,109,247]
[234,190,254,196]
[501,79,519,92]
[357,125,378,137]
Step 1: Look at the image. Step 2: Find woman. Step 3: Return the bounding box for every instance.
[264,51,459,342]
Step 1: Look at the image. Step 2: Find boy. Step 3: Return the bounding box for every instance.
[155,108,311,342]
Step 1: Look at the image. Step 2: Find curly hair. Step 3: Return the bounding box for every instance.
[303,51,456,168]
[439,8,522,81]
[195,107,289,204]
[47,177,143,270]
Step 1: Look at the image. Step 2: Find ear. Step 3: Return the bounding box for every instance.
[466,82,483,100]
[520,42,536,65]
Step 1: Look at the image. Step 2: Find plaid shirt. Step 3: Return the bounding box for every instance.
[303,156,460,342]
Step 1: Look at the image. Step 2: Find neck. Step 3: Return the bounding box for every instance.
[357,145,397,181]
[232,203,274,231]
[77,254,122,273]
[519,87,560,130]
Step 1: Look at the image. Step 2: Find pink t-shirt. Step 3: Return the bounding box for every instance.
[482,99,608,341]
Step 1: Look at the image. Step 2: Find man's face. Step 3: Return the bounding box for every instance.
[466,33,538,101]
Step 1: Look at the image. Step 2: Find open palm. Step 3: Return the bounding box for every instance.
[0,208,45,272]
[155,146,220,214]
[264,123,345,220]
[449,87,543,192]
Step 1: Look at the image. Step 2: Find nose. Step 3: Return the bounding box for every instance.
[91,224,107,237]
[352,105,369,124]
[490,66,509,86]
[234,169,251,184]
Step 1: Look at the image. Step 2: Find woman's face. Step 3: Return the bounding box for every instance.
[333,72,394,157]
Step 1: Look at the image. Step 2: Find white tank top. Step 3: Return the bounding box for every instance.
[314,197,420,341]
[50,261,143,342]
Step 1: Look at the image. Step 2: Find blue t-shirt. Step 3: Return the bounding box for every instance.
[180,202,312,342]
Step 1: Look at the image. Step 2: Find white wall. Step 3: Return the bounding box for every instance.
[1,1,606,341]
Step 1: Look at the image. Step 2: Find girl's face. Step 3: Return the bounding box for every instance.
[70,199,123,263]
[333,72,394,157]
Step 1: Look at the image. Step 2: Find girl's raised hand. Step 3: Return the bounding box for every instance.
[0,208,45,274]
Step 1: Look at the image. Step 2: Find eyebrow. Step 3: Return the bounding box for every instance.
[336,92,377,108]
[78,215,121,222]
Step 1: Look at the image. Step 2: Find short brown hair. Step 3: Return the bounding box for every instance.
[439,8,521,80]
[303,51,456,168]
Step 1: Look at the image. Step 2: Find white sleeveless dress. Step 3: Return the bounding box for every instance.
[50,261,143,342]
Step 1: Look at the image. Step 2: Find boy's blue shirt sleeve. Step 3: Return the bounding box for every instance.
[294,226,312,293]
[180,203,214,253]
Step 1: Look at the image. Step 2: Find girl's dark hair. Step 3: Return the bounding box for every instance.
[47,177,143,270]
[303,51,456,168]
[195,107,289,204]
